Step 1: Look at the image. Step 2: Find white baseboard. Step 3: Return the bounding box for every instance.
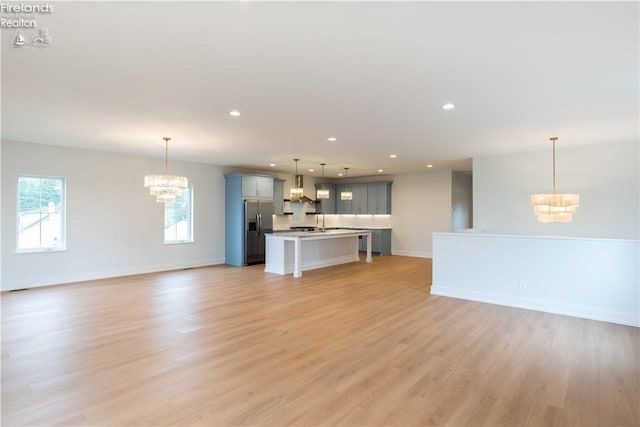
[266,254,360,276]
[302,255,360,272]
[264,265,287,275]
[391,250,432,258]
[2,258,225,291]
[430,285,640,327]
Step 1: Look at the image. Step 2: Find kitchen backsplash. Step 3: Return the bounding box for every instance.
[273,206,392,230]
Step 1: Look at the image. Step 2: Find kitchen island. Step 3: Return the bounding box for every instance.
[265,229,372,278]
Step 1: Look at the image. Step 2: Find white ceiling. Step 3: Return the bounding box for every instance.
[2,1,638,177]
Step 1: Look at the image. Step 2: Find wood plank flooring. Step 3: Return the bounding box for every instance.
[2,256,638,426]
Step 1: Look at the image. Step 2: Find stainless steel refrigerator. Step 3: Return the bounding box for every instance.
[244,200,274,265]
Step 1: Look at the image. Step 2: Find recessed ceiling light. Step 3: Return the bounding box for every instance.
[338,173,343,176]
[229,110,241,116]
[308,169,314,172]
[269,163,276,167]
[442,103,455,110]
[327,137,337,142]
[426,164,433,168]
[389,154,397,158]
[378,169,384,173]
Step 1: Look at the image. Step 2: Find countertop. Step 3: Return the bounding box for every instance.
[269,229,371,238]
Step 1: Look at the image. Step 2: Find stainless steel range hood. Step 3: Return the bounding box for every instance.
[292,194,314,203]
[289,159,316,203]
[291,174,314,203]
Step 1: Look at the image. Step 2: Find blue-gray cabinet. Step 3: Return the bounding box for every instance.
[225,173,274,266]
[358,229,392,255]
[241,175,273,200]
[367,182,392,214]
[352,185,368,214]
[315,183,336,214]
[274,179,285,215]
[336,184,351,214]
[333,182,391,214]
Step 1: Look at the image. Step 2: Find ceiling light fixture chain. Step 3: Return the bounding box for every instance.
[551,136,557,194]
[144,136,188,203]
[341,167,352,201]
[164,136,170,176]
[530,136,579,223]
[317,163,330,199]
[290,158,304,201]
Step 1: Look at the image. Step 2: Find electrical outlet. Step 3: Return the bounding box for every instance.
[519,280,527,290]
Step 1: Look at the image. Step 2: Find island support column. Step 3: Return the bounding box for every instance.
[287,232,373,278]
[293,238,302,278]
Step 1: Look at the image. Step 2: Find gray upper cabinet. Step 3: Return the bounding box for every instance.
[367,182,392,214]
[315,183,336,214]
[273,179,285,214]
[351,185,368,214]
[335,185,352,214]
[241,175,274,200]
[332,182,392,214]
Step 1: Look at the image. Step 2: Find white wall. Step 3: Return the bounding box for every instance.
[451,171,472,232]
[473,140,639,239]
[1,140,458,291]
[432,233,639,326]
[1,140,226,290]
[391,171,452,257]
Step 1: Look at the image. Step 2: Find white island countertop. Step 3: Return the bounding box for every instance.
[265,229,372,277]
[270,229,372,238]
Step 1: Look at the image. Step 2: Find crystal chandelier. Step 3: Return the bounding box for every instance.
[531,137,579,223]
[341,167,352,200]
[316,163,330,199]
[290,158,304,201]
[144,137,188,203]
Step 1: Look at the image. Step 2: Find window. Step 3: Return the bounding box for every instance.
[164,186,193,243]
[17,175,66,252]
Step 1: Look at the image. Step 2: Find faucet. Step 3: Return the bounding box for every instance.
[317,212,326,232]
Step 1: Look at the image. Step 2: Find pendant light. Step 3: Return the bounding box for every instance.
[144,137,188,203]
[316,163,330,199]
[531,137,580,222]
[341,168,352,200]
[290,158,304,201]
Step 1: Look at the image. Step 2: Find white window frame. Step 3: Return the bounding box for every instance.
[16,175,67,253]
[164,185,194,244]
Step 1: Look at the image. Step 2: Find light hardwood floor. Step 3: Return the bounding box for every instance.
[2,256,638,426]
